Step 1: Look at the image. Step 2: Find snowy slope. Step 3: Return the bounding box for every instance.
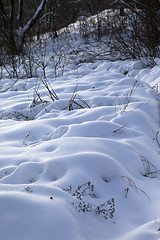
[0,58,160,240]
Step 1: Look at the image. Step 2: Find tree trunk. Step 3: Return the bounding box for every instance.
[0,0,46,55]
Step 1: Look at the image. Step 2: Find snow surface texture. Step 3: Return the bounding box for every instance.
[0,59,160,240]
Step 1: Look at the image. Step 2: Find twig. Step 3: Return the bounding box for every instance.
[122,176,150,200]
[69,84,90,111]
[156,131,160,148]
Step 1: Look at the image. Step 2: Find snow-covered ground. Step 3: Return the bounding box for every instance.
[0,48,160,240]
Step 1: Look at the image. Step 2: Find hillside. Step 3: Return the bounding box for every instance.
[0,55,160,239]
[0,12,160,239]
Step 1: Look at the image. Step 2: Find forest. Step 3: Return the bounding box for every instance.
[0,0,159,60]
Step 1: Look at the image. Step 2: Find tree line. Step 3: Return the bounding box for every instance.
[0,0,159,60]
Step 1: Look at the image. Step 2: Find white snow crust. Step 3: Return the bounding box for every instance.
[0,57,160,240]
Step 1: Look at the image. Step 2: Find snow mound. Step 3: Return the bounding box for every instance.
[0,60,160,240]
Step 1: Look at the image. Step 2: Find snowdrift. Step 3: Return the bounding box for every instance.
[0,59,160,240]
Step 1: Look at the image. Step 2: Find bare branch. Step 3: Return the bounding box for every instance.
[22,0,46,34]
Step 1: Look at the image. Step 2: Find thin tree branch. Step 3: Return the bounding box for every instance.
[22,0,46,34]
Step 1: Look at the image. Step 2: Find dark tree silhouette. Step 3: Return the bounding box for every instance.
[0,0,46,55]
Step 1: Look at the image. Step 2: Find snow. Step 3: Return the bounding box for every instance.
[0,48,160,239]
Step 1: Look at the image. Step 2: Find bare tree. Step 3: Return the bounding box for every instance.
[108,0,160,59]
[0,0,46,55]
